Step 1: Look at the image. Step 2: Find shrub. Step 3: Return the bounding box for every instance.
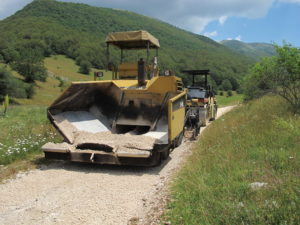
[25,84,36,99]
[56,76,65,88]
[79,60,92,74]
[0,66,27,101]
[227,90,233,96]
[219,91,224,96]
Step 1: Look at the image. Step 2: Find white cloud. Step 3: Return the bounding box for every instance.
[235,35,242,41]
[219,16,228,25]
[204,30,218,38]
[1,0,300,33]
[226,35,242,41]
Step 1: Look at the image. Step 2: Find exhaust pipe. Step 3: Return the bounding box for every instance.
[138,58,146,86]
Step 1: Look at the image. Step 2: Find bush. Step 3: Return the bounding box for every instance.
[56,76,65,88]
[219,91,224,96]
[25,84,36,99]
[227,90,233,96]
[79,60,92,74]
[0,66,28,101]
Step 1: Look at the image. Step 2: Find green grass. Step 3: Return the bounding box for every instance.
[216,92,243,107]
[44,55,112,81]
[0,105,61,166]
[2,55,112,106]
[165,96,300,225]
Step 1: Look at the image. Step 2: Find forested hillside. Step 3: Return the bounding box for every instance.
[221,40,276,61]
[0,0,254,98]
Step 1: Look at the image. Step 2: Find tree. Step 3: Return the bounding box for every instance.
[0,67,10,101]
[79,60,92,75]
[2,47,19,63]
[0,67,28,101]
[244,43,300,113]
[13,45,47,83]
[221,79,232,91]
[227,90,233,97]
[228,77,239,90]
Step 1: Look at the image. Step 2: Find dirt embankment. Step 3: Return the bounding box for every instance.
[0,106,235,225]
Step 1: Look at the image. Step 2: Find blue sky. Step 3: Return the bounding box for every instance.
[204,2,300,45]
[0,0,299,46]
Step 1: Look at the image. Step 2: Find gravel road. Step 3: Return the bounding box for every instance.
[0,106,235,225]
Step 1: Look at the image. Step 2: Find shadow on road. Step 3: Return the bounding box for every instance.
[34,154,173,176]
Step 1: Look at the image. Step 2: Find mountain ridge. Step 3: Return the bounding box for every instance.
[221,40,276,61]
[0,0,254,87]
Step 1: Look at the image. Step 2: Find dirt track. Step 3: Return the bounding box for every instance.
[0,106,234,225]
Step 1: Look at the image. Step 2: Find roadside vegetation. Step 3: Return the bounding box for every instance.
[0,106,61,167]
[165,43,300,224]
[165,96,300,224]
[244,43,300,113]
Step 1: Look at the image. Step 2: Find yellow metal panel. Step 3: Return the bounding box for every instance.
[118,63,138,77]
[113,80,138,87]
[168,91,186,142]
[168,108,185,142]
[147,76,179,94]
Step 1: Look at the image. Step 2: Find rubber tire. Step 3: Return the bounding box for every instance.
[175,132,184,147]
[154,152,163,166]
[161,148,170,160]
[195,126,200,136]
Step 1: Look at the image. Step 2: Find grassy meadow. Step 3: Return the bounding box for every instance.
[0,105,61,166]
[1,55,112,106]
[216,91,243,107]
[44,55,112,81]
[165,96,300,224]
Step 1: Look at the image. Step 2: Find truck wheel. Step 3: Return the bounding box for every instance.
[154,151,162,166]
[175,132,184,147]
[196,126,200,136]
[161,148,170,160]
